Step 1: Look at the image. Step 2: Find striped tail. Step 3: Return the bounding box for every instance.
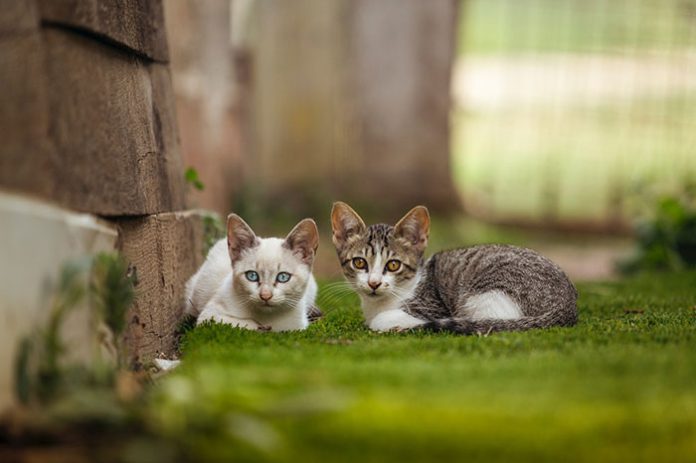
[420,309,577,335]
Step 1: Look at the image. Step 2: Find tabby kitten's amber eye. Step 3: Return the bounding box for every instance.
[352,257,368,270]
[385,259,402,272]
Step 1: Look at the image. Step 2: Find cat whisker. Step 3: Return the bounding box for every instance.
[319,287,354,298]
[320,290,355,299]
[321,281,352,287]
[317,288,356,304]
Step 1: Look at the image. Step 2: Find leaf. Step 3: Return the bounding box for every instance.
[657,196,685,225]
[184,167,205,191]
[621,191,696,274]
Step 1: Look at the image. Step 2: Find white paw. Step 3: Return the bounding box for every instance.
[369,309,426,332]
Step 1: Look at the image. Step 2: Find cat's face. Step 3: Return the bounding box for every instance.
[227,215,319,311]
[331,202,430,301]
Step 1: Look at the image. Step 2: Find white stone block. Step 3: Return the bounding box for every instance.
[0,192,117,411]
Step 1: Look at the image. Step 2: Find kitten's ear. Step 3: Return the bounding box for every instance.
[284,218,319,265]
[227,213,259,262]
[394,206,430,253]
[331,202,366,249]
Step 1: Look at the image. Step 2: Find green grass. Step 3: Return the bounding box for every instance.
[150,272,696,462]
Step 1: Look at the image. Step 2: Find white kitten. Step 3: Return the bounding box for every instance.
[184,214,320,331]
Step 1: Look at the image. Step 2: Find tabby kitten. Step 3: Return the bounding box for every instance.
[184,214,320,331]
[330,202,577,334]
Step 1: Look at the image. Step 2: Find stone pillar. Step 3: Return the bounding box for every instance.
[0,0,206,388]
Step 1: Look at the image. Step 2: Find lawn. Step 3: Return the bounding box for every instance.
[150,271,696,462]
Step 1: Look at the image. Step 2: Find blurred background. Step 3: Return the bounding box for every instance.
[165,0,696,281]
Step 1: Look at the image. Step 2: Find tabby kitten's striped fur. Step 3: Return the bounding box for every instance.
[330,202,577,334]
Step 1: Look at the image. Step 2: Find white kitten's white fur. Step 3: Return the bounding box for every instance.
[184,216,318,331]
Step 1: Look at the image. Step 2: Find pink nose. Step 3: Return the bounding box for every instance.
[368,280,381,290]
[260,291,272,302]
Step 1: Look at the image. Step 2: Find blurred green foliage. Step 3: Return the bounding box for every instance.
[15,261,87,404]
[620,190,696,273]
[90,253,135,338]
[14,253,135,405]
[184,167,205,191]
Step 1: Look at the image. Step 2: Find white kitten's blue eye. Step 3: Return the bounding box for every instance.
[276,272,291,283]
[245,271,259,282]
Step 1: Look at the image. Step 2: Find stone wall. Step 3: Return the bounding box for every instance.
[0,0,205,402]
[1,0,186,216]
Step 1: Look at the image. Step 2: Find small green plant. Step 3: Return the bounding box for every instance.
[184,167,205,191]
[14,252,136,405]
[619,190,696,273]
[90,254,135,338]
[90,253,137,371]
[15,262,87,403]
[202,213,225,255]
